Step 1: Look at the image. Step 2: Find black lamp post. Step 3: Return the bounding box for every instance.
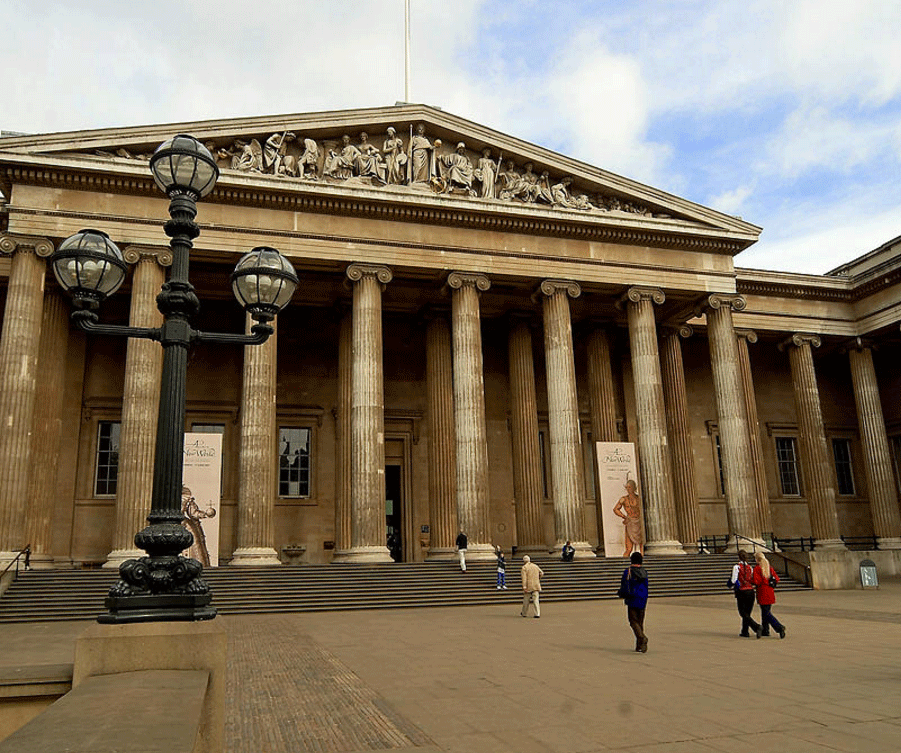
[51,135,298,623]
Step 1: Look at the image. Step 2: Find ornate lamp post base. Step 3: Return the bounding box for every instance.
[99,592,216,624]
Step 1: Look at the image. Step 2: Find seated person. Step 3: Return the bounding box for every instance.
[561,540,575,562]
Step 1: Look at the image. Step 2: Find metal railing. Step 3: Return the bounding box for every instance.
[733,534,811,587]
[772,536,815,552]
[840,535,879,550]
[0,545,31,587]
[696,535,730,554]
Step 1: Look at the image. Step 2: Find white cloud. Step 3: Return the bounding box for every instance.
[708,185,755,217]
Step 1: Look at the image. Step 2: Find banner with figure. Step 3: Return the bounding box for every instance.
[595,442,644,559]
[182,433,223,567]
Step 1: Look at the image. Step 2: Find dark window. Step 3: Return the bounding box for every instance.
[832,438,855,496]
[95,421,121,496]
[539,430,549,499]
[278,427,310,497]
[714,434,726,495]
[775,437,801,496]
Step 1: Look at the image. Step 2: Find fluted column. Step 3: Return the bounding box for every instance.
[848,344,901,547]
[105,247,169,567]
[448,272,494,560]
[0,235,52,564]
[425,314,458,559]
[24,290,69,568]
[781,334,844,548]
[331,309,353,560]
[703,295,762,546]
[507,315,545,553]
[231,316,281,565]
[622,287,683,554]
[586,327,619,552]
[539,280,593,556]
[343,264,393,563]
[659,325,700,550]
[736,329,773,536]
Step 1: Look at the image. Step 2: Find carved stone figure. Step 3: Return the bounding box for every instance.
[475,148,497,199]
[264,131,296,176]
[232,139,263,172]
[437,142,475,193]
[354,132,386,183]
[324,134,360,180]
[383,127,407,185]
[536,170,554,204]
[497,160,523,201]
[408,123,436,184]
[297,138,320,180]
[519,163,540,203]
[551,176,576,208]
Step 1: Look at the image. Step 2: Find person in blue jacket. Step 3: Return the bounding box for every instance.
[618,551,649,652]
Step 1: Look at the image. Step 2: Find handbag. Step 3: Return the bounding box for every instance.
[768,574,777,588]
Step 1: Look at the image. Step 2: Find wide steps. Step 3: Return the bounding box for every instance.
[0,555,808,623]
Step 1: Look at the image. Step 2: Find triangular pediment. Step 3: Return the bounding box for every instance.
[0,104,760,247]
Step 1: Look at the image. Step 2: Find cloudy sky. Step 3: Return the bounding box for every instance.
[3,0,900,274]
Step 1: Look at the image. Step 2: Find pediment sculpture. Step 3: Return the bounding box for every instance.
[98,124,666,219]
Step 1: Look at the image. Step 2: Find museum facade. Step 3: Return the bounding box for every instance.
[1,105,900,586]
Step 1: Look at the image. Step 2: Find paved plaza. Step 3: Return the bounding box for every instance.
[3,578,900,752]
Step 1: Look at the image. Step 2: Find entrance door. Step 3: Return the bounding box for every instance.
[385,464,402,562]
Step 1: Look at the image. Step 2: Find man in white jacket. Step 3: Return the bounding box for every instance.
[520,555,544,618]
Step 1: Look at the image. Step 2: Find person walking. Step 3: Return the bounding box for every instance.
[520,555,544,618]
[753,551,786,639]
[618,551,649,652]
[495,546,507,589]
[455,530,468,572]
[730,550,762,638]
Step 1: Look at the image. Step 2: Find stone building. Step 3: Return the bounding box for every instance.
[1,105,899,586]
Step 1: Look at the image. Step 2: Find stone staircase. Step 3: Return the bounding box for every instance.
[0,554,809,623]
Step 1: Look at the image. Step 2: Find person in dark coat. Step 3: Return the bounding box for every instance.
[729,549,762,638]
[455,530,468,572]
[618,551,649,652]
[752,551,786,638]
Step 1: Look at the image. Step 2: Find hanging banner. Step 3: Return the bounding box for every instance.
[181,432,223,567]
[595,442,644,559]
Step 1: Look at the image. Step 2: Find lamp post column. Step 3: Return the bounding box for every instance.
[231,316,281,565]
[0,235,52,564]
[425,313,458,559]
[622,286,683,554]
[344,264,393,563]
[848,343,901,548]
[24,289,69,568]
[539,280,593,556]
[106,247,169,567]
[448,272,495,560]
[781,334,845,549]
[507,315,545,554]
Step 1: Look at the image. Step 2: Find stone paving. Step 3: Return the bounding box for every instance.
[2,579,900,752]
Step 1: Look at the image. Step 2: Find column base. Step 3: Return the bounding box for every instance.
[814,538,848,551]
[459,543,500,562]
[229,547,282,566]
[645,540,687,555]
[553,541,596,558]
[515,544,552,556]
[103,549,144,569]
[876,537,901,550]
[24,552,55,570]
[338,546,394,564]
[425,547,459,561]
[724,535,767,553]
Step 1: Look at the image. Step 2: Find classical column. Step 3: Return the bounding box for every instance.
[343,264,393,563]
[539,280,593,556]
[702,295,762,546]
[848,343,901,548]
[0,235,52,564]
[331,309,353,560]
[425,314,458,559]
[622,287,683,554]
[507,315,545,553]
[659,325,700,550]
[448,272,494,560]
[781,334,844,548]
[231,317,281,565]
[24,290,69,568]
[735,329,773,537]
[105,247,169,567]
[586,326,619,553]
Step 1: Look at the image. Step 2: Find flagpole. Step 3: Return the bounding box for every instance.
[404,0,411,102]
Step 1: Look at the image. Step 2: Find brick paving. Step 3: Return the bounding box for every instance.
[3,578,901,752]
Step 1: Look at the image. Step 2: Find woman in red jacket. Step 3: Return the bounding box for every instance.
[752,551,786,639]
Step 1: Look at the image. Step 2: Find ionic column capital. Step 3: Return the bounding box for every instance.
[778,332,822,351]
[695,293,746,318]
[661,323,694,339]
[0,235,53,258]
[447,271,490,292]
[843,335,875,354]
[122,245,173,267]
[735,328,758,344]
[346,263,393,286]
[617,286,665,309]
[536,279,581,300]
